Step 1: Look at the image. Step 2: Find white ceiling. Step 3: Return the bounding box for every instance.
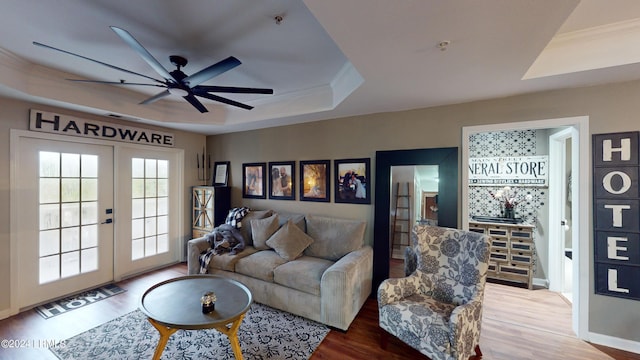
[2,0,640,134]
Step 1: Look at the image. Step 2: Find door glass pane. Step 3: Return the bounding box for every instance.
[145,217,157,237]
[40,152,60,177]
[61,251,79,278]
[131,157,170,260]
[157,197,168,215]
[61,203,80,227]
[157,234,169,253]
[132,239,144,260]
[132,199,144,218]
[132,179,145,198]
[81,155,98,177]
[61,179,80,202]
[40,204,60,230]
[132,158,144,178]
[145,159,157,177]
[39,255,59,283]
[61,227,80,252]
[81,179,98,201]
[40,178,60,204]
[81,248,98,273]
[81,225,98,248]
[157,160,168,178]
[39,230,60,257]
[61,153,80,177]
[145,198,156,217]
[157,179,168,197]
[81,202,98,225]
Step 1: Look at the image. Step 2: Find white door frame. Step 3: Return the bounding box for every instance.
[9,129,183,315]
[461,116,589,339]
[548,128,577,295]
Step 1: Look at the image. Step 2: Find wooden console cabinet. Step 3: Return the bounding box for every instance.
[192,186,231,238]
[469,221,535,289]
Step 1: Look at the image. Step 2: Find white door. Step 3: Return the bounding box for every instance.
[114,146,182,279]
[16,137,114,308]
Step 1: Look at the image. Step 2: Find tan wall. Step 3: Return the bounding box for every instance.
[0,97,205,315]
[208,80,640,343]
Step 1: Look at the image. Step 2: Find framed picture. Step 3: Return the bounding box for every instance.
[213,161,230,186]
[335,158,371,204]
[242,163,266,199]
[300,160,330,202]
[269,161,295,200]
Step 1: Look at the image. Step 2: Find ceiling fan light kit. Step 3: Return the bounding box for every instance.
[33,26,274,113]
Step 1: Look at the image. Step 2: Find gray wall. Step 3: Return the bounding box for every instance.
[207,79,640,344]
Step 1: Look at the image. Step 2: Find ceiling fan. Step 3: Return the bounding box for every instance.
[33,26,273,113]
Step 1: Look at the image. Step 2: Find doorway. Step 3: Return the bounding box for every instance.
[461,116,589,339]
[10,130,183,310]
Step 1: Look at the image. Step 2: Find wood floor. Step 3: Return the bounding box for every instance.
[0,263,638,360]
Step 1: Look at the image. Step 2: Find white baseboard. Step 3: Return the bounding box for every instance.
[588,331,640,355]
[0,307,18,321]
[532,277,549,288]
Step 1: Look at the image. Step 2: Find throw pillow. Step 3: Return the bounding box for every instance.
[250,214,280,250]
[266,219,314,261]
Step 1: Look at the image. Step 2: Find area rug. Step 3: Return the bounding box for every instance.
[35,284,126,319]
[50,302,329,360]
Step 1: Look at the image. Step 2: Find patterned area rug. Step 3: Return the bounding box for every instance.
[50,302,329,360]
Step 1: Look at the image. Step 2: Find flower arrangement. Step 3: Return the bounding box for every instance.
[489,186,533,217]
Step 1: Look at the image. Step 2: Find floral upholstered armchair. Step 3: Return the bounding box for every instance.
[378,225,490,360]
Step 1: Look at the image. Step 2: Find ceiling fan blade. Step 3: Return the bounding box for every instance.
[194,85,273,94]
[139,89,171,105]
[195,91,253,110]
[33,41,165,84]
[67,79,166,87]
[109,26,175,83]
[183,94,209,113]
[183,56,241,87]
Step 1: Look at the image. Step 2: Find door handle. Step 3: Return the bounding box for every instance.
[101,218,113,224]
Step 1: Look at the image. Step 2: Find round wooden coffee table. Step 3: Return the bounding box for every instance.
[139,275,252,360]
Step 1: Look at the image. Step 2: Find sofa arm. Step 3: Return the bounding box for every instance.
[187,236,210,275]
[320,245,373,330]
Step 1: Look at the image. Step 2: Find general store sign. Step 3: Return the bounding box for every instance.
[468,156,548,186]
[29,109,174,147]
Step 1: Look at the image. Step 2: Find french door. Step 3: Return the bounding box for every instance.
[114,146,181,278]
[14,135,183,309]
[16,138,114,308]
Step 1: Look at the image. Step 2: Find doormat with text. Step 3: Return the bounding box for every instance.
[35,283,126,319]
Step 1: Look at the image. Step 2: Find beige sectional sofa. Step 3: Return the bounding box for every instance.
[187,209,373,331]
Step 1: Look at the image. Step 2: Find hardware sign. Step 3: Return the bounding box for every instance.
[593,131,640,300]
[29,109,174,147]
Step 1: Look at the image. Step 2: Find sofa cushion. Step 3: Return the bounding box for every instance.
[304,215,366,261]
[273,256,334,296]
[275,212,306,232]
[235,250,287,282]
[238,209,273,246]
[266,219,314,261]
[251,214,280,250]
[208,246,259,271]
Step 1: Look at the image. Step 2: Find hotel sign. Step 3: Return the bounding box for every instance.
[468,156,548,186]
[29,109,174,147]
[593,131,640,300]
